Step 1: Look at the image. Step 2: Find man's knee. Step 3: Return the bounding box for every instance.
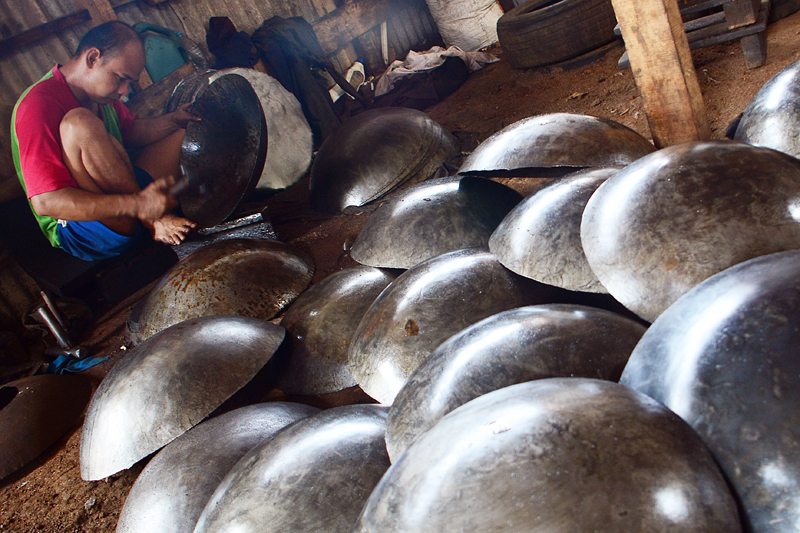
[60,107,104,143]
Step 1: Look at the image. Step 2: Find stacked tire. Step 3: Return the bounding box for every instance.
[497,0,619,69]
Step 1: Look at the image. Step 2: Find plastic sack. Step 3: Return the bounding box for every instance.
[425,0,503,51]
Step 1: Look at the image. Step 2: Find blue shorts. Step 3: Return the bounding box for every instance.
[57,167,153,261]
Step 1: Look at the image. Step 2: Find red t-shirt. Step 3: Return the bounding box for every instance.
[13,65,137,198]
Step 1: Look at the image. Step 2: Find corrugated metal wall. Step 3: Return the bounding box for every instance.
[0,0,440,328]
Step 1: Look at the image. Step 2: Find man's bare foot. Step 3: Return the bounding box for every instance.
[152,214,196,245]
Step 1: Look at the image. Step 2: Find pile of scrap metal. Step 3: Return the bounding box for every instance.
[7,59,800,533]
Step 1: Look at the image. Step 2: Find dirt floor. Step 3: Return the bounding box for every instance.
[3,12,800,531]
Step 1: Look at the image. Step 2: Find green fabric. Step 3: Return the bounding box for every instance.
[11,70,61,247]
[101,104,124,144]
[10,72,125,249]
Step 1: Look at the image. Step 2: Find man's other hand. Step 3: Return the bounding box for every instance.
[169,103,201,129]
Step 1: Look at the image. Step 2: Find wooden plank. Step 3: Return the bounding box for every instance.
[611,0,711,147]
[0,10,91,58]
[740,30,766,68]
[314,0,392,56]
[723,0,760,27]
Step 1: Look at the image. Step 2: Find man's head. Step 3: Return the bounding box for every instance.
[73,21,146,104]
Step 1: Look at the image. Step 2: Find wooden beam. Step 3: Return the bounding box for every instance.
[0,10,91,57]
[73,0,116,25]
[313,0,423,57]
[611,0,711,148]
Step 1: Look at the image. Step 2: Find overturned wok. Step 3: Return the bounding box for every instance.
[458,113,654,174]
[309,108,459,213]
[130,238,313,343]
[351,176,522,269]
[621,250,800,533]
[80,316,285,481]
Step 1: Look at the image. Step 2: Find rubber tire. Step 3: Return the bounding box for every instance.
[497,0,619,69]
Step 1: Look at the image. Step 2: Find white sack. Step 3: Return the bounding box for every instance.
[425,0,504,52]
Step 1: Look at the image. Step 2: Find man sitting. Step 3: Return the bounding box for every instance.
[12,20,198,261]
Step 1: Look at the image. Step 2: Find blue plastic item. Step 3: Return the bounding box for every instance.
[134,23,187,83]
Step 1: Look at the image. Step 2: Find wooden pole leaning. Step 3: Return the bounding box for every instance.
[611,0,711,148]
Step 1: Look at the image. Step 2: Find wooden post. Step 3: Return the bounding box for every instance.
[611,0,711,148]
[73,0,153,88]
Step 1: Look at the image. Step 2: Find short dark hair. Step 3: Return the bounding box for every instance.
[74,21,142,58]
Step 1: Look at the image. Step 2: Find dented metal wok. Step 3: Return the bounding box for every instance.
[351,176,522,269]
[275,266,398,396]
[169,72,267,228]
[490,167,618,292]
[386,304,646,460]
[116,402,319,533]
[80,316,285,481]
[210,68,312,191]
[194,405,390,533]
[621,250,800,533]
[131,238,313,343]
[458,113,654,174]
[309,108,459,213]
[0,375,91,480]
[581,141,800,322]
[348,248,568,404]
[735,58,800,158]
[356,379,741,533]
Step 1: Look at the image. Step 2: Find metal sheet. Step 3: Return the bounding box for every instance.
[209,69,313,191]
[735,58,800,158]
[581,141,800,322]
[386,304,646,461]
[356,379,741,533]
[351,176,522,269]
[348,247,569,404]
[276,266,398,396]
[175,73,267,228]
[194,405,390,533]
[116,402,320,533]
[458,113,655,174]
[132,238,314,343]
[620,250,800,533]
[0,375,91,480]
[80,316,285,481]
[309,108,459,213]
[489,167,619,292]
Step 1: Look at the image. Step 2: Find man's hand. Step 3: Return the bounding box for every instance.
[135,176,179,223]
[169,103,201,129]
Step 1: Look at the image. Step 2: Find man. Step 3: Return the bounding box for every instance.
[12,20,198,261]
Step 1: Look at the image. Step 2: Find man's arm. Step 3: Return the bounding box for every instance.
[126,104,199,147]
[30,177,177,224]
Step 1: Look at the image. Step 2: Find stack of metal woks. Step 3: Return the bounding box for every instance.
[80,316,285,481]
[193,405,390,533]
[350,176,522,269]
[385,304,647,461]
[348,248,568,405]
[489,167,619,293]
[208,68,313,191]
[308,108,459,213]
[116,402,320,533]
[621,250,800,533]
[458,112,654,174]
[129,238,314,343]
[581,140,800,322]
[275,266,398,396]
[165,71,267,228]
[356,379,741,532]
[735,57,800,158]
